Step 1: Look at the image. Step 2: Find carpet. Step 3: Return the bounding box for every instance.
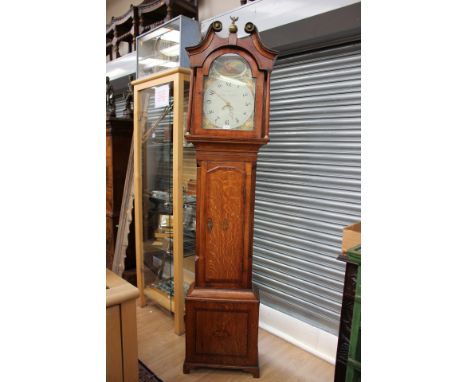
[139,360,164,382]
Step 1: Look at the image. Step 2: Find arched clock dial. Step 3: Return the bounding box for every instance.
[203,79,254,129]
[202,54,256,131]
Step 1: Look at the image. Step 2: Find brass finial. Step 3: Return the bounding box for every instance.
[244,22,256,34]
[229,16,239,33]
[212,20,222,32]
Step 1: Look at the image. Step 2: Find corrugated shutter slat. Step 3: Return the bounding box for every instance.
[253,42,361,335]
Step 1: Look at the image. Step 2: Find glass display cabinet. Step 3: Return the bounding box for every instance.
[132,67,196,334]
[136,15,200,79]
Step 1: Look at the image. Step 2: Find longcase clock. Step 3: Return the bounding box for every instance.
[183,18,277,378]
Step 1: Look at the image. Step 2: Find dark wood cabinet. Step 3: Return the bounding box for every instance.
[335,245,361,382]
[183,19,277,378]
[106,117,133,269]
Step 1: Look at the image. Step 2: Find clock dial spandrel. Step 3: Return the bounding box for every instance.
[202,54,256,131]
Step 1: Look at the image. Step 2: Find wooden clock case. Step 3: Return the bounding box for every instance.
[183,20,277,378]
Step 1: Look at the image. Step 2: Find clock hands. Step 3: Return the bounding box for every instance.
[205,80,254,129]
[211,89,234,111]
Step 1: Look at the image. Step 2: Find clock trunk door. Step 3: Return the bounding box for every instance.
[198,161,252,288]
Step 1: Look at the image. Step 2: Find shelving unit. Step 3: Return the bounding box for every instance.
[133,67,195,334]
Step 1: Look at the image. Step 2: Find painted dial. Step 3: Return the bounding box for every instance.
[203,78,254,130]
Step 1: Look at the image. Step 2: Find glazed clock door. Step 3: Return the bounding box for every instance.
[198,161,253,289]
[202,54,256,131]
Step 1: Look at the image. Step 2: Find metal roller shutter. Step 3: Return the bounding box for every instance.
[253,42,361,335]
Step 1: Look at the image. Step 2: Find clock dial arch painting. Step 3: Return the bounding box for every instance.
[202,54,256,131]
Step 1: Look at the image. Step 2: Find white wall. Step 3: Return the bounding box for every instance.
[107,0,242,24]
[260,304,337,364]
[198,0,240,21]
[106,0,134,24]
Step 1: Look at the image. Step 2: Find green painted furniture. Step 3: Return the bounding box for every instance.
[334,244,361,382]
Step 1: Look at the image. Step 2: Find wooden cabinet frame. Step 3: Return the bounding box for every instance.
[106,269,139,382]
[132,67,191,335]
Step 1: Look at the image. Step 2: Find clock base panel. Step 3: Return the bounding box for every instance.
[184,288,260,378]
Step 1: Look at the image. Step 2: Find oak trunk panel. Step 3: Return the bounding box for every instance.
[204,163,245,286]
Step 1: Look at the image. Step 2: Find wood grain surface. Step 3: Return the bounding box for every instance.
[204,163,245,284]
[107,305,123,382]
[184,290,259,372]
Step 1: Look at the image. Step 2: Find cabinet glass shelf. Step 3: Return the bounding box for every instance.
[133,67,195,333]
[136,15,201,79]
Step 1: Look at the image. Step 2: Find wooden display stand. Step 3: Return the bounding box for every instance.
[183,19,277,378]
[132,68,195,335]
[106,269,139,382]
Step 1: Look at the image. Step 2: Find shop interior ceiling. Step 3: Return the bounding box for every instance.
[106,0,361,81]
[200,0,360,54]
